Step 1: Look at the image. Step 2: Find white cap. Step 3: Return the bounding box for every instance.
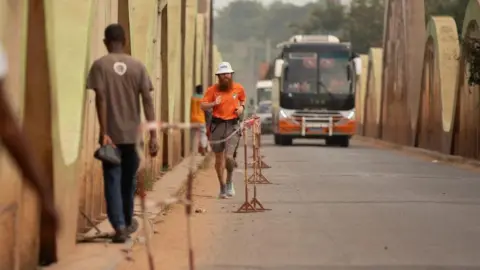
[215,62,234,75]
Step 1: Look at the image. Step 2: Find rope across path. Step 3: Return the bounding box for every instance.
[132,116,259,270]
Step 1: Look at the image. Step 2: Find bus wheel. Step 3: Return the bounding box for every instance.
[274,135,292,146]
[326,136,349,147]
[325,137,336,146]
[281,137,293,146]
[339,137,350,147]
[274,134,281,145]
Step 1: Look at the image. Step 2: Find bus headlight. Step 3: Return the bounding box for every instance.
[340,109,355,120]
[279,108,294,119]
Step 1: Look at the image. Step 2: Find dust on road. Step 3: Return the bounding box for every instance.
[117,165,225,270]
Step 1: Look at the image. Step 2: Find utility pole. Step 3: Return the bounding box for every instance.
[208,0,213,85]
[265,38,271,63]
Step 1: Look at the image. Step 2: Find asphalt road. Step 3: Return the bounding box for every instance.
[195,137,480,270]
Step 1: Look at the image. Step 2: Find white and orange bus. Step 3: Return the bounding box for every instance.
[271,35,360,147]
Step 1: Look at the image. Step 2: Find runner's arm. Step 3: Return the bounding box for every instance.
[235,85,247,115]
[139,65,157,139]
[200,87,216,110]
[238,86,246,107]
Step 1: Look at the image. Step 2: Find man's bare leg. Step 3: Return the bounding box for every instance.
[225,129,240,197]
[214,151,227,198]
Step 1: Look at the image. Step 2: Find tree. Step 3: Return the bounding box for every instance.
[213,0,319,88]
[214,0,266,42]
[425,0,469,35]
[290,0,347,35]
[293,0,385,53]
[346,0,385,53]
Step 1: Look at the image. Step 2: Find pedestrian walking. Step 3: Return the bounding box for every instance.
[191,84,208,155]
[86,24,158,243]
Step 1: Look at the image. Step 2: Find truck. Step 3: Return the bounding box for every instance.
[246,80,272,118]
[271,35,360,147]
[255,80,273,105]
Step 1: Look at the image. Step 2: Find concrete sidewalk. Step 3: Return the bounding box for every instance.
[42,153,211,270]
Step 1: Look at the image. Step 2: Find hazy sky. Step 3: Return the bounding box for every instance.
[214,0,351,10]
[214,0,316,9]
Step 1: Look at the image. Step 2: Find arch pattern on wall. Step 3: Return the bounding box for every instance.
[363,48,383,139]
[452,0,480,159]
[416,16,459,153]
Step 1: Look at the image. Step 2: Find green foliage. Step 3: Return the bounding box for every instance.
[346,0,385,53]
[290,0,346,35]
[425,0,469,34]
[214,0,266,42]
[213,0,320,87]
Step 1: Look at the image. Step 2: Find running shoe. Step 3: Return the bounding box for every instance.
[226,182,235,197]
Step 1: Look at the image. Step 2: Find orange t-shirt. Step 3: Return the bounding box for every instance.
[190,94,206,123]
[202,82,246,120]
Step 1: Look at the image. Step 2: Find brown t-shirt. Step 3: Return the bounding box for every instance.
[86,53,153,144]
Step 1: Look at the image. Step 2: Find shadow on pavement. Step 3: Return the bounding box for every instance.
[199,264,480,270]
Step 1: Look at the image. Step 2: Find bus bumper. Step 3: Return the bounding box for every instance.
[276,119,356,138]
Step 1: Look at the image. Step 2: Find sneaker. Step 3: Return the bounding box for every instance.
[126,218,139,235]
[112,227,128,243]
[226,182,235,197]
[218,192,228,199]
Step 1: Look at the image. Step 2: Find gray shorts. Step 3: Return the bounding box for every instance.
[209,120,241,155]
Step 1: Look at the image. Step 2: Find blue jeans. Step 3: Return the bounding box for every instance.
[102,144,139,230]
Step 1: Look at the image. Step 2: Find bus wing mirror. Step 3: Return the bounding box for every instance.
[353,57,362,76]
[274,59,284,77]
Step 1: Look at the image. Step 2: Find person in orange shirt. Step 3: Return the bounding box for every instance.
[191,84,208,155]
[201,62,246,199]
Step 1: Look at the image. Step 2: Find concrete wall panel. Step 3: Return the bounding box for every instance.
[43,0,95,258]
[452,0,480,159]
[195,15,205,87]
[416,16,459,153]
[168,0,182,165]
[355,54,368,135]
[363,48,383,138]
[0,0,28,268]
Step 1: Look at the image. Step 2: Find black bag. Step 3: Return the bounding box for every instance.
[94,144,121,165]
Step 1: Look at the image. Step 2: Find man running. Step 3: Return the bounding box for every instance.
[86,24,158,243]
[201,62,246,199]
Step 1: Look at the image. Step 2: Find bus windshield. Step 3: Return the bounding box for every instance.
[283,51,351,95]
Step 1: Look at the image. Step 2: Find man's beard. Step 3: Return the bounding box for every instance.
[218,78,232,91]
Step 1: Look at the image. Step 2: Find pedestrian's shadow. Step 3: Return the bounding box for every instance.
[76,232,116,244]
[261,142,328,148]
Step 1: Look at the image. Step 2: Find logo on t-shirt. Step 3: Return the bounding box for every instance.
[232,93,237,99]
[113,62,127,76]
